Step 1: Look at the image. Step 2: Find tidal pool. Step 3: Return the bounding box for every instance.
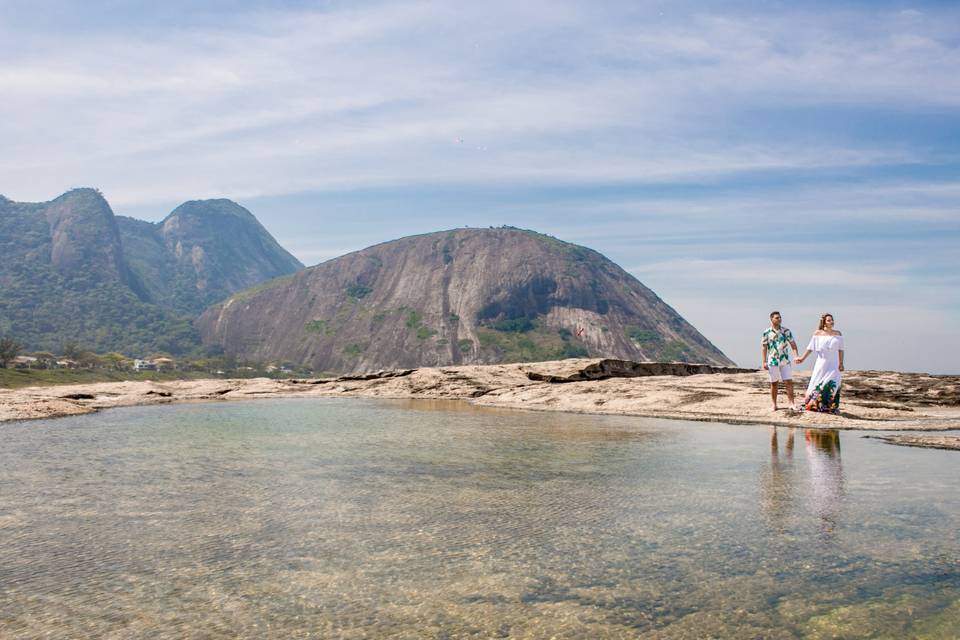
[0,399,957,639]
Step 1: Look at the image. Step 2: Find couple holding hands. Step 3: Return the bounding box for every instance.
[761,311,845,414]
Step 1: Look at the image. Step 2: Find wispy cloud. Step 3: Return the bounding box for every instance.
[2,1,958,204]
[631,258,909,289]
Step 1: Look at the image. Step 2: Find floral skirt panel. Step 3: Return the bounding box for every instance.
[804,379,841,414]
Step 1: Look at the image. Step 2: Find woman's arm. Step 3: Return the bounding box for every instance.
[795,349,811,364]
[837,331,844,370]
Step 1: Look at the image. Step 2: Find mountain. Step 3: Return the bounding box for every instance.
[42,188,145,295]
[117,199,304,314]
[196,227,734,372]
[0,189,302,356]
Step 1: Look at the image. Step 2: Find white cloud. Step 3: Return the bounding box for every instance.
[2,1,959,205]
[631,258,909,289]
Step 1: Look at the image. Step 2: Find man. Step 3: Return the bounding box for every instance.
[761,311,799,411]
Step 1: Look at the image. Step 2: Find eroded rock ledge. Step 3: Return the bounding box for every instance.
[525,359,755,382]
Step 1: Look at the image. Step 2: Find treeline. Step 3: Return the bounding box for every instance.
[0,266,200,356]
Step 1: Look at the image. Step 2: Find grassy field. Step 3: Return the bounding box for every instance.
[0,368,220,389]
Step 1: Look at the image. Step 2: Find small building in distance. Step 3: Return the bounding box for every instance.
[11,355,38,369]
[133,359,157,372]
[153,357,174,371]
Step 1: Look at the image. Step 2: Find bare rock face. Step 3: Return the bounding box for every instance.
[160,200,303,304]
[197,227,735,372]
[42,189,143,294]
[118,199,304,314]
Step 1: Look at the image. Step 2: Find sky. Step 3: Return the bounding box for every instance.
[1,0,958,373]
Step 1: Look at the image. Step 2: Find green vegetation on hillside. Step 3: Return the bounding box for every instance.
[305,319,334,335]
[489,317,536,333]
[625,326,659,344]
[659,340,695,362]
[1,191,304,357]
[477,319,588,363]
[402,309,437,339]
[343,343,366,356]
[625,325,694,361]
[0,250,200,356]
[346,284,372,299]
[0,210,200,355]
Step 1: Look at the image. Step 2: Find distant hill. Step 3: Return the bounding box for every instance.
[117,199,303,314]
[197,227,734,373]
[0,189,302,355]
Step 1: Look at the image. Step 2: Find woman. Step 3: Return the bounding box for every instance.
[795,313,844,414]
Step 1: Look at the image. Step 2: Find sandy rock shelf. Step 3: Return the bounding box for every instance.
[2,360,958,442]
[864,435,960,451]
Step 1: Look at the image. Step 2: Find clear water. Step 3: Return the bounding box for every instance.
[0,399,957,639]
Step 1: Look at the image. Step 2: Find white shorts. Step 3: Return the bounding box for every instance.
[767,363,793,383]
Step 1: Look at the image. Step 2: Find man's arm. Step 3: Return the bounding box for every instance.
[790,340,799,356]
[761,343,768,370]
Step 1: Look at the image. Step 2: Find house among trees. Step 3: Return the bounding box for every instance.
[133,359,157,372]
[12,355,38,369]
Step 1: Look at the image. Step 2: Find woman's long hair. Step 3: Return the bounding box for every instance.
[818,313,834,331]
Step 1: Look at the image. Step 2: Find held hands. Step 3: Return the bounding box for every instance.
[794,357,803,364]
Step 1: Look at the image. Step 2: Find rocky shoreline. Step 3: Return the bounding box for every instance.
[2,359,958,447]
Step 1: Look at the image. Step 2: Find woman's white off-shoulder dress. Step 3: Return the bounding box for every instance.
[804,334,844,414]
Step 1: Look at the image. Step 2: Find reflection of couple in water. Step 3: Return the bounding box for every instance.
[761,311,845,414]
[763,428,845,536]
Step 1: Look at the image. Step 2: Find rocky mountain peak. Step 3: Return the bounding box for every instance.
[197,226,733,372]
[41,187,140,292]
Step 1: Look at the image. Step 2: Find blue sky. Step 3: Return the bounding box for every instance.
[2,1,958,373]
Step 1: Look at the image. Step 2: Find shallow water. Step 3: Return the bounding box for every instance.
[0,399,958,639]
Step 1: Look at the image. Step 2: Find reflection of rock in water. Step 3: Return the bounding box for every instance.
[760,428,797,532]
[804,429,846,536]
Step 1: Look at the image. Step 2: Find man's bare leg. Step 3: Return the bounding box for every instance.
[770,382,779,411]
[785,380,795,407]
